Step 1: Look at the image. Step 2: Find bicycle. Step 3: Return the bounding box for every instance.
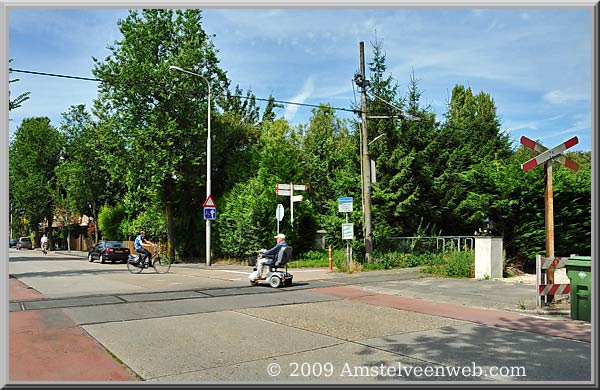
[127,244,172,274]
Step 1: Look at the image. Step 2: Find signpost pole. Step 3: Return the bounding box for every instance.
[290,183,294,231]
[346,213,350,269]
[544,161,555,301]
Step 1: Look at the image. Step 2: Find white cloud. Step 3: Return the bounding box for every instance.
[543,89,588,105]
[284,76,315,121]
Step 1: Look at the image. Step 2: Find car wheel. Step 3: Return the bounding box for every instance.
[88,253,94,262]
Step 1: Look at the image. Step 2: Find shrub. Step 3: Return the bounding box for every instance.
[421,250,474,278]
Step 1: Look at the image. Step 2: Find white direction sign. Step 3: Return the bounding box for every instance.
[338,197,353,213]
[275,183,307,230]
[276,183,307,192]
[342,223,354,240]
[521,136,579,172]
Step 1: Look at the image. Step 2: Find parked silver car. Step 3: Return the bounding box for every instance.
[17,237,32,250]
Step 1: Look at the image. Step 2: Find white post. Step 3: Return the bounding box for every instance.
[290,182,294,231]
[169,66,212,267]
[206,80,211,267]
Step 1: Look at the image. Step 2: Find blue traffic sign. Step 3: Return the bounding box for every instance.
[204,207,216,220]
[338,197,353,212]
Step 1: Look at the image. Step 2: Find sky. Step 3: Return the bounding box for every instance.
[6,6,595,152]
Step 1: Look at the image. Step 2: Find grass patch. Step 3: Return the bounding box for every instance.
[288,249,347,269]
[420,249,475,278]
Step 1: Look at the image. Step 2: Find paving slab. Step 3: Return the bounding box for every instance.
[358,323,592,382]
[23,295,124,310]
[118,290,210,302]
[82,311,343,381]
[200,286,284,297]
[349,292,592,343]
[356,277,540,311]
[156,341,481,383]
[63,290,340,325]
[239,300,466,341]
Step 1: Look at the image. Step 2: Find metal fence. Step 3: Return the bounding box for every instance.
[376,236,477,254]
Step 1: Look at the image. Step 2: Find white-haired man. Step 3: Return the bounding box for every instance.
[255,233,287,279]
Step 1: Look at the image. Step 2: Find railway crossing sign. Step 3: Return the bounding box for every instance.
[520,136,579,172]
[520,135,579,297]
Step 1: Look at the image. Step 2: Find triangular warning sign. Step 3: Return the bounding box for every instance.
[203,195,216,207]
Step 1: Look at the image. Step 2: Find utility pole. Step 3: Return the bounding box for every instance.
[544,161,555,298]
[358,41,373,263]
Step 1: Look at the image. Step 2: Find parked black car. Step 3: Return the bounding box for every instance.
[9,238,18,248]
[88,241,130,263]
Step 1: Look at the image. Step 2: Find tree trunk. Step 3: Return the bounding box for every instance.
[166,203,175,258]
[93,203,98,243]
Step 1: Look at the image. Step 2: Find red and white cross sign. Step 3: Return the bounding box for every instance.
[520,136,579,172]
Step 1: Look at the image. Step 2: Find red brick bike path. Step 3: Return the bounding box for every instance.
[309,286,591,343]
[8,277,136,382]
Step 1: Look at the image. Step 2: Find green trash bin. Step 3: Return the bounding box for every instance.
[565,256,592,322]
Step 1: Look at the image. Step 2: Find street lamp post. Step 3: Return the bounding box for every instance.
[169,65,212,266]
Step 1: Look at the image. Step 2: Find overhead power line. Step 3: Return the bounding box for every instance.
[10,68,360,115]
[11,69,102,82]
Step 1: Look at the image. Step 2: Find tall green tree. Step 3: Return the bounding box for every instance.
[92,9,229,259]
[364,40,439,242]
[432,84,512,235]
[299,104,360,249]
[55,104,119,244]
[9,117,64,242]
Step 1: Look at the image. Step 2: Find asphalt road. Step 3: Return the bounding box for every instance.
[7,248,593,384]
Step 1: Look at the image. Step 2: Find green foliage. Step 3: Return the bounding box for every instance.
[9,59,31,111]
[9,117,64,235]
[97,204,126,240]
[126,204,168,242]
[217,178,263,257]
[365,251,436,270]
[421,249,475,278]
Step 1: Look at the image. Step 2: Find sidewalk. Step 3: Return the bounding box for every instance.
[8,276,137,382]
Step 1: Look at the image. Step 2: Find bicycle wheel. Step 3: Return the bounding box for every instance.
[153,254,172,274]
[127,256,144,274]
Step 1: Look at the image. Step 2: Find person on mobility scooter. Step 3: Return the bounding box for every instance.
[248,233,293,288]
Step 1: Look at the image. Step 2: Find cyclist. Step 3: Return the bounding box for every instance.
[134,231,154,266]
[40,234,48,255]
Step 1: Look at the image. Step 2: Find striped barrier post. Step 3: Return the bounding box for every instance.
[536,254,571,307]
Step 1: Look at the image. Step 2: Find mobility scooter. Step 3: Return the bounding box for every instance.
[248,245,293,288]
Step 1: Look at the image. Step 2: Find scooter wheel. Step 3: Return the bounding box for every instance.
[250,280,258,286]
[269,276,282,288]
